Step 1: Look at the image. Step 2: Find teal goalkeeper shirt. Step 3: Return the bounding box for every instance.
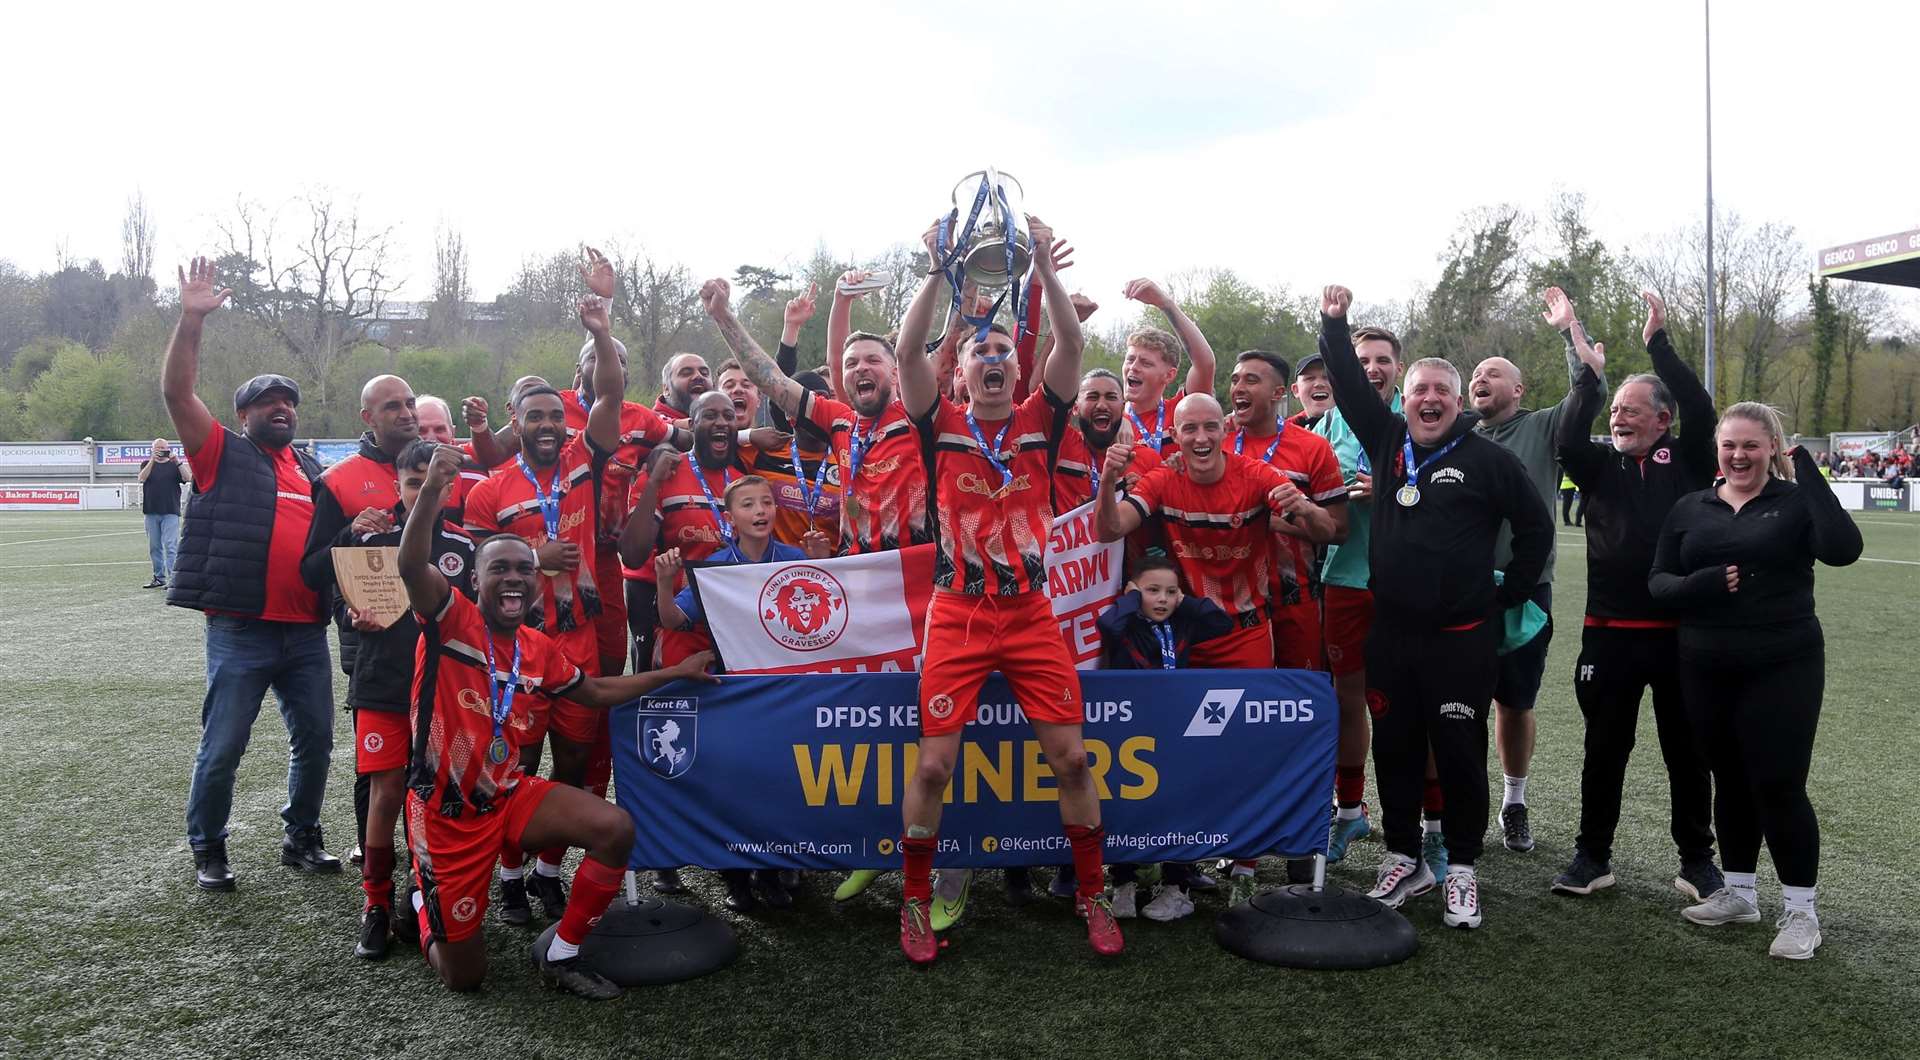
[1314,388,1401,591]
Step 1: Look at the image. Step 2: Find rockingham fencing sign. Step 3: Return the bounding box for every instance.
[0,443,90,467]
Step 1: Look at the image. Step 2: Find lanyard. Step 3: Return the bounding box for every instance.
[1088,447,1100,497]
[689,462,735,544]
[1151,623,1177,670]
[575,390,591,417]
[1127,400,1166,452]
[788,443,833,515]
[1396,431,1466,507]
[515,456,561,537]
[964,411,1014,489]
[846,416,877,483]
[1233,418,1286,463]
[483,633,522,764]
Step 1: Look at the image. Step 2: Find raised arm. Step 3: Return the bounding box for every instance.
[1095,437,1146,542]
[700,277,806,418]
[1555,316,1610,486]
[578,248,626,454]
[825,269,871,403]
[1123,277,1214,399]
[398,445,463,617]
[618,446,679,569]
[894,221,951,419]
[1790,447,1864,567]
[161,258,230,456]
[1317,285,1396,452]
[1030,217,1083,400]
[461,397,508,468]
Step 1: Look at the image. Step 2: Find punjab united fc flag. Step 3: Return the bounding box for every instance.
[687,501,1122,674]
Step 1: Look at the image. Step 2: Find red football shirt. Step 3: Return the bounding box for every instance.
[748,441,843,551]
[798,393,929,555]
[1052,428,1164,511]
[461,436,602,637]
[917,388,1072,595]
[408,590,582,813]
[623,450,757,586]
[1125,453,1286,622]
[1125,388,1187,457]
[652,396,689,423]
[187,426,321,623]
[559,389,675,544]
[1231,421,1347,607]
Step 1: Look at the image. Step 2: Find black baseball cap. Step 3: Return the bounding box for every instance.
[1293,352,1327,375]
[236,374,301,410]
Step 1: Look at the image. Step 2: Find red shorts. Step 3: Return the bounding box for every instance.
[547,629,603,746]
[1322,586,1374,677]
[917,590,1081,737]
[592,548,628,668]
[520,694,551,749]
[658,627,713,669]
[1189,621,1276,669]
[353,709,410,774]
[1272,600,1325,671]
[408,775,555,944]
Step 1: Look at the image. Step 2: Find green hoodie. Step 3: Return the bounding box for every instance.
[1314,389,1401,590]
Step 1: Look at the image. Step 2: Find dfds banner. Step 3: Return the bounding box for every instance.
[611,670,1335,870]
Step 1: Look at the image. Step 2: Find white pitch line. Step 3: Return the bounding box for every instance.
[0,530,145,547]
[0,560,149,570]
[1554,532,1914,565]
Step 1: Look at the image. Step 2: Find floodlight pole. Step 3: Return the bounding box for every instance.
[1703,0,1717,395]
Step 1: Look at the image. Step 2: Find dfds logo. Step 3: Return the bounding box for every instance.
[1182,688,1316,737]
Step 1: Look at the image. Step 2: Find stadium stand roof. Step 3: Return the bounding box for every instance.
[1817,228,1920,288]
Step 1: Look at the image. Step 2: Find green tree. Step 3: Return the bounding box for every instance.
[1806,277,1839,434]
[21,344,141,440]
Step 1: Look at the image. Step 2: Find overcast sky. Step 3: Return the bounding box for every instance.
[6,0,1917,325]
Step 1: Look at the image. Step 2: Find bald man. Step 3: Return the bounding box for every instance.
[138,437,190,587]
[1466,286,1605,854]
[300,373,420,869]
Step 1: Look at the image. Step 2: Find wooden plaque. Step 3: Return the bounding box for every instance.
[331,546,408,630]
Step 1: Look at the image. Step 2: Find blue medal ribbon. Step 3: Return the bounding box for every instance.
[964,411,1014,490]
[689,462,735,545]
[483,633,522,765]
[788,443,833,516]
[1151,622,1177,671]
[515,456,562,538]
[927,174,1029,359]
[1127,401,1167,452]
[845,416,877,483]
[1233,417,1286,463]
[1397,430,1466,507]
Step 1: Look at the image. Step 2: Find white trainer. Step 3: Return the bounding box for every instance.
[1682,888,1762,926]
[1769,909,1822,960]
[1367,854,1435,909]
[1442,869,1482,929]
[1111,881,1138,919]
[1142,884,1195,922]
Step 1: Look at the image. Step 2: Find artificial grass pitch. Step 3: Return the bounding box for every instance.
[1,511,1916,1058]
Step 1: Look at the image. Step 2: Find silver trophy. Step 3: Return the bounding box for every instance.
[928,168,1032,354]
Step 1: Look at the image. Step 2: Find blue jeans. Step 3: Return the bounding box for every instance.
[186,617,335,851]
[145,513,180,582]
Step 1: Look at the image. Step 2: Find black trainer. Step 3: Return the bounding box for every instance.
[533,939,621,1001]
[1501,804,1535,853]
[499,876,533,926]
[723,871,757,912]
[1550,851,1616,896]
[281,828,343,874]
[393,885,420,947]
[143,578,166,589]
[528,871,569,919]
[1004,867,1035,907]
[753,870,794,910]
[652,868,687,894]
[355,905,391,960]
[1675,856,1725,902]
[194,846,236,892]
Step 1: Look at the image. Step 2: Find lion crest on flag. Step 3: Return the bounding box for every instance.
[758,565,848,651]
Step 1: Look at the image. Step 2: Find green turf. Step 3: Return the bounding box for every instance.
[2,510,1916,1058]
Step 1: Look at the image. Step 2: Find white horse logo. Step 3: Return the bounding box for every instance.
[650,719,688,771]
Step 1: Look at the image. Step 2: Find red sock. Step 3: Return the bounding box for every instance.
[1066,824,1105,899]
[361,845,395,907]
[1423,778,1445,817]
[1336,766,1366,808]
[538,846,567,870]
[556,857,624,947]
[901,835,937,903]
[586,745,613,800]
[500,845,524,871]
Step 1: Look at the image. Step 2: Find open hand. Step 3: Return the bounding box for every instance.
[785,283,818,329]
[1641,288,1667,345]
[580,246,616,300]
[801,529,831,560]
[1541,286,1576,331]
[669,650,720,683]
[578,295,611,335]
[178,257,233,318]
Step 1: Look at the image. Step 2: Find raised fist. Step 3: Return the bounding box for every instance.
[1320,285,1353,320]
[699,278,731,319]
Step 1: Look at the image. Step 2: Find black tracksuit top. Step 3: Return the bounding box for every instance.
[1318,314,1553,630]
[1557,329,1717,621]
[1648,447,1863,654]
[341,517,476,713]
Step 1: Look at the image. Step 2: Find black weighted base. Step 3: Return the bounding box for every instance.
[542,897,738,986]
[1214,883,1418,970]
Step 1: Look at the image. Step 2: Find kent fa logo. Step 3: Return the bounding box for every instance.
[637,696,699,780]
[1183,688,1244,737]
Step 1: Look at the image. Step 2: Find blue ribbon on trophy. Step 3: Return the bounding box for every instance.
[926,168,1034,363]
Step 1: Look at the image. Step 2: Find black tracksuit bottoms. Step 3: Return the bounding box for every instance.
[1367,619,1498,866]
[1678,638,1823,887]
[1573,626,1715,864]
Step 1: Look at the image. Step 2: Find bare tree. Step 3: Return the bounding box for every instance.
[121,190,156,281]
[428,225,472,345]
[1832,279,1891,427]
[215,191,399,422]
[611,246,705,387]
[1723,219,1804,403]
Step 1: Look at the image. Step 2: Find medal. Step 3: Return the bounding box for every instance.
[488,736,511,764]
[515,456,563,538]
[1397,430,1465,512]
[483,633,522,769]
[1127,400,1167,452]
[1396,484,1421,507]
